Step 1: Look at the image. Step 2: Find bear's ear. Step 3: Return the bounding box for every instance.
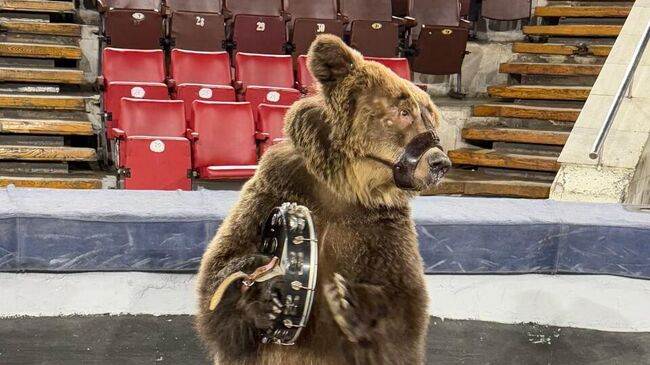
[308,35,360,91]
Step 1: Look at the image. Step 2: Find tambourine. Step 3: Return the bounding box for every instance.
[258,202,319,346]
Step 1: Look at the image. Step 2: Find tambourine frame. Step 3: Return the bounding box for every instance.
[258,203,318,345]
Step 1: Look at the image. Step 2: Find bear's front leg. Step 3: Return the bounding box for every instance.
[324,273,389,345]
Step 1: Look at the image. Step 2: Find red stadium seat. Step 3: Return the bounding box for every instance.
[235,53,301,117]
[257,103,290,156]
[283,0,344,56]
[296,55,316,94]
[101,48,169,132]
[114,98,191,190]
[364,57,411,80]
[170,49,236,121]
[338,0,400,57]
[190,101,258,180]
[166,0,226,51]
[98,0,165,49]
[223,0,287,54]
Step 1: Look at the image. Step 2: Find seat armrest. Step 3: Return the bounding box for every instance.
[96,76,105,91]
[222,8,233,20]
[393,16,416,29]
[255,132,270,141]
[96,0,108,13]
[186,129,199,141]
[272,137,288,145]
[234,81,245,93]
[166,78,177,89]
[281,10,291,22]
[337,13,350,25]
[111,128,125,139]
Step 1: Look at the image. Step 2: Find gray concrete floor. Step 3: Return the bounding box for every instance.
[0,316,648,365]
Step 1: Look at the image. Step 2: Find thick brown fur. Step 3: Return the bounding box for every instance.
[195,35,448,365]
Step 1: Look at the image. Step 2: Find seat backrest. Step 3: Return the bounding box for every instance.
[459,0,470,17]
[102,48,165,83]
[296,55,315,93]
[364,57,411,80]
[166,0,221,13]
[191,101,257,166]
[482,0,530,20]
[104,0,162,10]
[283,0,337,20]
[339,0,392,22]
[258,103,290,138]
[410,0,460,27]
[120,98,186,137]
[235,53,294,88]
[224,0,282,17]
[170,49,232,86]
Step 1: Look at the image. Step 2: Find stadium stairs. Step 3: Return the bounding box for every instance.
[0,0,106,189]
[426,0,633,199]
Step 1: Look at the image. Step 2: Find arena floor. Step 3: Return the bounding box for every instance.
[1,315,649,365]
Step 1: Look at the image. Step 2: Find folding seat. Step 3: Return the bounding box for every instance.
[101,48,169,134]
[257,103,291,156]
[408,0,469,96]
[338,0,400,57]
[190,101,258,180]
[97,0,165,49]
[296,55,316,94]
[222,0,287,55]
[481,0,531,21]
[113,98,192,190]
[235,53,301,118]
[166,0,226,51]
[283,0,344,56]
[169,49,236,121]
[364,57,411,80]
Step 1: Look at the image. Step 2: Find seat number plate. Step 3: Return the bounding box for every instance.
[196,16,205,27]
[316,23,325,33]
[257,22,266,31]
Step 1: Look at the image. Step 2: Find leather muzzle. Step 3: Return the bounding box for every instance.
[393,131,443,190]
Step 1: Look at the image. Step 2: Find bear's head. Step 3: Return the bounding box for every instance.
[285,35,450,208]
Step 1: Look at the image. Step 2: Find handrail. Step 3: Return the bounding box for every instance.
[589,19,650,160]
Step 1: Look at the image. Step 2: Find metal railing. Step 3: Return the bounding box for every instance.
[589,19,650,160]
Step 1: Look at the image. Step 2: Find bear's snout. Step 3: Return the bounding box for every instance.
[413,148,451,188]
[427,150,451,178]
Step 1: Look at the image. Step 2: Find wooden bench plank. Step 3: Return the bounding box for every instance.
[0,118,93,135]
[0,67,84,84]
[523,25,622,37]
[535,6,631,18]
[0,20,81,37]
[512,42,612,57]
[0,42,81,59]
[0,175,102,189]
[462,127,570,145]
[473,104,581,122]
[0,0,74,13]
[449,148,560,172]
[487,85,591,101]
[0,94,86,110]
[499,62,602,76]
[0,145,96,162]
[423,170,551,199]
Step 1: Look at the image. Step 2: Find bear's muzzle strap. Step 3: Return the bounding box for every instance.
[393,131,442,190]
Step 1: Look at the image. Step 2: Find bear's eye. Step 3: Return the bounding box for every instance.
[400,110,410,117]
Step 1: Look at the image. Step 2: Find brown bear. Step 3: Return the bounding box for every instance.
[195,34,451,365]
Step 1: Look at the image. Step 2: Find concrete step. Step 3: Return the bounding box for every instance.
[0,174,103,189]
[449,148,560,172]
[0,117,93,135]
[462,127,570,146]
[425,169,552,199]
[487,85,591,101]
[473,103,581,122]
[513,42,612,57]
[0,67,84,84]
[0,145,96,162]
[0,19,81,37]
[523,24,622,37]
[500,62,602,76]
[0,41,82,59]
[0,93,86,110]
[535,6,632,18]
[0,0,74,13]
